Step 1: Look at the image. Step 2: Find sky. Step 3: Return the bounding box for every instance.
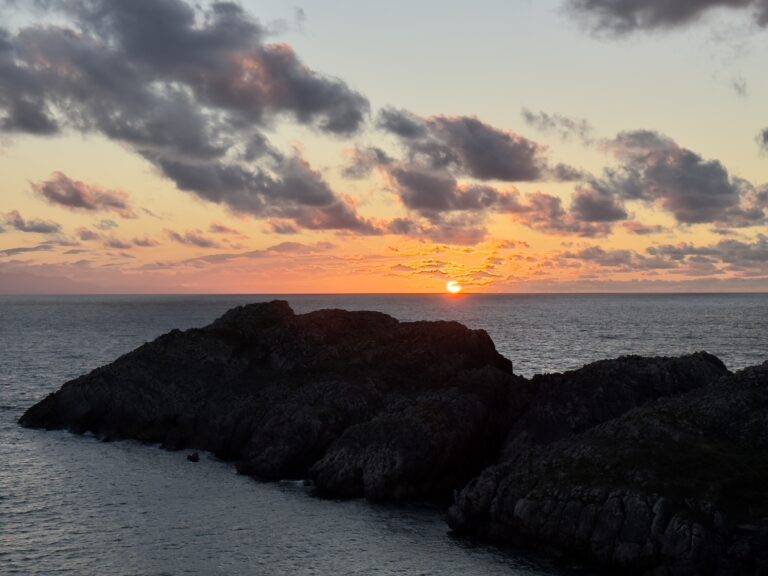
[0,0,767,294]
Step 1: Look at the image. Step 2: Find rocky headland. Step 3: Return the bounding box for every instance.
[20,301,768,575]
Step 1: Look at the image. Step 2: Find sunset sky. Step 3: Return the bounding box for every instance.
[1,0,767,293]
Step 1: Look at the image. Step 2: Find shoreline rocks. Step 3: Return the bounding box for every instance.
[19,301,768,575]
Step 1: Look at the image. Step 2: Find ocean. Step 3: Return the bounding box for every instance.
[2,294,767,575]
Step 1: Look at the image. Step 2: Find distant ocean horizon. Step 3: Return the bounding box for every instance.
[3,293,767,575]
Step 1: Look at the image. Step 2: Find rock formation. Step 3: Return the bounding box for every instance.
[20,301,768,575]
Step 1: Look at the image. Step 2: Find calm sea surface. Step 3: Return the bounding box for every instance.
[2,294,767,575]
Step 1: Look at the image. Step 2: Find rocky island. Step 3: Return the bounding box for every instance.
[20,301,768,575]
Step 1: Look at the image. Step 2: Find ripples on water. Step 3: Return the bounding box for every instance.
[3,294,767,575]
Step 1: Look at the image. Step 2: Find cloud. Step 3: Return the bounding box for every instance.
[341,146,393,179]
[377,108,548,182]
[4,210,61,233]
[154,151,378,233]
[170,239,336,266]
[521,108,593,143]
[377,107,427,139]
[0,0,372,234]
[132,237,159,247]
[209,223,242,235]
[731,76,748,98]
[104,237,132,250]
[0,243,55,257]
[380,160,622,242]
[622,221,668,235]
[95,219,119,231]
[0,238,76,257]
[386,214,490,245]
[759,127,768,152]
[648,235,768,268]
[592,130,766,227]
[567,0,768,34]
[570,182,628,222]
[508,191,615,237]
[559,245,673,270]
[386,165,523,216]
[166,229,221,248]
[76,227,100,241]
[381,164,528,244]
[266,220,300,234]
[100,236,158,249]
[32,172,136,218]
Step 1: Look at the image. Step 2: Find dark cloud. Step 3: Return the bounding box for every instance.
[171,239,336,266]
[381,164,527,244]
[759,127,768,152]
[0,243,56,257]
[4,210,61,233]
[132,237,160,247]
[386,214,489,245]
[153,152,378,233]
[341,146,393,179]
[509,191,615,237]
[95,219,119,231]
[568,0,768,34]
[547,163,590,182]
[76,227,100,241]
[593,130,766,227]
[378,108,548,182]
[386,165,523,217]
[166,229,221,248]
[0,0,372,234]
[731,77,748,98]
[648,235,768,268]
[42,0,369,135]
[373,109,588,242]
[559,245,677,271]
[570,182,628,222]
[209,223,242,235]
[33,172,136,218]
[521,108,593,143]
[104,237,132,249]
[0,26,59,135]
[0,237,77,257]
[284,200,383,235]
[266,220,300,234]
[622,221,668,235]
[377,107,427,139]
[381,161,619,241]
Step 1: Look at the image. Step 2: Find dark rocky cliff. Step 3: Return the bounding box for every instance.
[20,301,767,575]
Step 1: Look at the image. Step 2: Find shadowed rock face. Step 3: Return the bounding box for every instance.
[19,300,522,501]
[20,300,767,575]
[449,363,768,575]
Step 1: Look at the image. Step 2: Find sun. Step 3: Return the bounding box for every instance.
[446,280,462,294]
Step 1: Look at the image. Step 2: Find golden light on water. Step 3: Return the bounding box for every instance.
[446,280,462,294]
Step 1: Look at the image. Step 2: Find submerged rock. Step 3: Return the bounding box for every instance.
[20,300,767,575]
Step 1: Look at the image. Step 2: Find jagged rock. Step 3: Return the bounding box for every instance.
[448,363,768,575]
[19,300,519,501]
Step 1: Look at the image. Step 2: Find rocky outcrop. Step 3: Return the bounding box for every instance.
[20,300,767,575]
[448,363,768,575]
[19,300,523,502]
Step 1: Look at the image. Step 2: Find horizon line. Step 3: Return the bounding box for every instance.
[2,291,768,297]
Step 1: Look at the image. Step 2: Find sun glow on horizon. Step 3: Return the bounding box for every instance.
[446,280,462,294]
